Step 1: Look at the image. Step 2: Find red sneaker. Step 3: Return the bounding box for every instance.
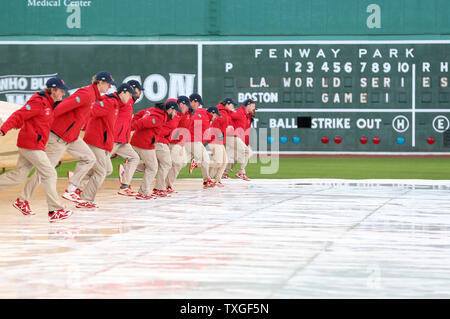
[48,209,73,223]
[166,186,178,194]
[136,193,156,200]
[75,201,98,209]
[153,189,169,198]
[118,186,138,197]
[203,178,216,189]
[13,198,36,216]
[189,158,198,174]
[222,173,229,179]
[236,173,251,181]
[62,188,83,203]
[215,181,225,188]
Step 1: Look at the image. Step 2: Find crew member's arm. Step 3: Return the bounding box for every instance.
[132,113,162,131]
[89,98,115,118]
[0,100,41,135]
[53,91,90,117]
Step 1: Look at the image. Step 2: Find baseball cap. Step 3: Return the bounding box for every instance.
[189,93,203,105]
[127,79,144,91]
[177,95,191,107]
[165,100,181,113]
[46,77,69,91]
[95,71,116,85]
[223,97,236,105]
[116,83,137,95]
[207,106,222,117]
[243,98,256,106]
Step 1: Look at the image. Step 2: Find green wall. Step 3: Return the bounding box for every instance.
[1,0,449,37]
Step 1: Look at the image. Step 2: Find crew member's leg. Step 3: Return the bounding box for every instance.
[133,146,158,198]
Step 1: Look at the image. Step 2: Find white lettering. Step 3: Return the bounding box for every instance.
[66,5,81,29]
[366,4,381,29]
[143,74,167,101]
[168,73,195,99]
[225,63,233,72]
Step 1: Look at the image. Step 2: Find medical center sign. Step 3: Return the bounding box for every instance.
[26,0,93,29]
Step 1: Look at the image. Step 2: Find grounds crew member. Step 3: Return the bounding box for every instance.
[204,106,227,187]
[164,96,193,193]
[224,98,255,181]
[130,101,167,200]
[76,83,135,208]
[185,93,215,189]
[0,77,73,222]
[152,99,182,197]
[112,80,143,197]
[223,98,254,181]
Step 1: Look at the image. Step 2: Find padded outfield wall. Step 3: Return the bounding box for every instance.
[1,0,450,154]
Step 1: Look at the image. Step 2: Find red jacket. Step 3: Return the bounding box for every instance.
[130,106,166,150]
[51,84,101,143]
[83,93,122,152]
[188,108,210,143]
[156,113,182,145]
[1,91,55,151]
[114,97,134,144]
[229,106,250,143]
[245,112,254,146]
[169,110,192,146]
[204,105,227,145]
[217,104,230,125]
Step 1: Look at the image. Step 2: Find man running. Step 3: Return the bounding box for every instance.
[76,83,136,208]
[184,93,215,189]
[0,78,73,222]
[111,80,143,197]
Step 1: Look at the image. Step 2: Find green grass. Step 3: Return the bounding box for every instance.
[54,157,450,180]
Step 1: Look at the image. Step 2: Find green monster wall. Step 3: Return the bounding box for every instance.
[1,0,450,37]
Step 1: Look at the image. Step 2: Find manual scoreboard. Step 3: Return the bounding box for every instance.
[202,42,450,153]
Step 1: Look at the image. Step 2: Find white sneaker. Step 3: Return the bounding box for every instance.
[118,186,138,197]
[62,189,84,203]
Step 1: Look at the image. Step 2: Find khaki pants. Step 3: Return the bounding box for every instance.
[165,143,187,188]
[225,136,251,174]
[225,146,253,174]
[0,148,63,211]
[208,143,228,182]
[80,145,110,202]
[184,141,210,180]
[107,142,140,185]
[154,143,172,190]
[133,146,158,196]
[20,133,95,201]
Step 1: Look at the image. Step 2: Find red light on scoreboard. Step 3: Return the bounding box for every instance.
[334,136,342,144]
[321,136,329,144]
[427,136,435,144]
[360,137,368,144]
[373,137,381,144]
